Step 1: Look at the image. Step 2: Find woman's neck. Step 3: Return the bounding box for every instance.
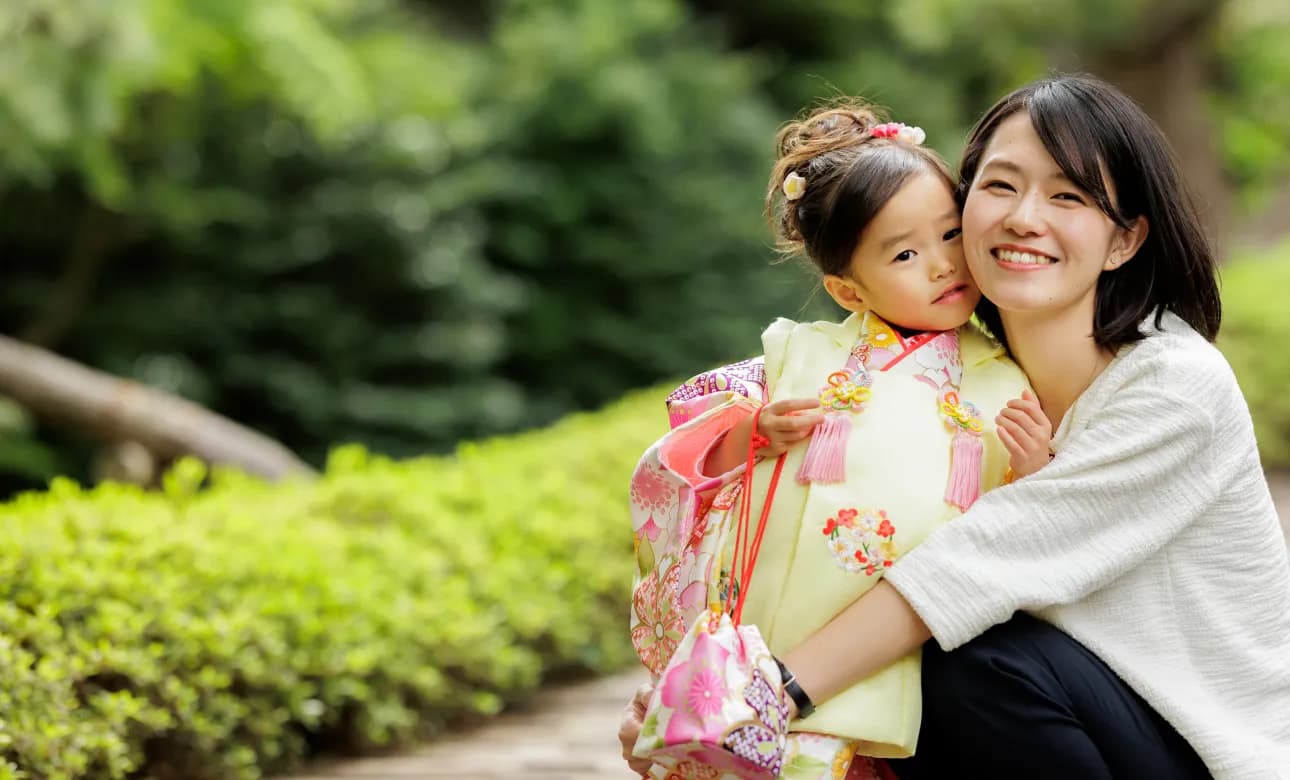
[1001,308,1114,431]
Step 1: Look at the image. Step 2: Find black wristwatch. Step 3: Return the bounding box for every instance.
[774,656,816,719]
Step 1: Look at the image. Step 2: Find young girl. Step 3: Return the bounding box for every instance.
[626,103,1049,779]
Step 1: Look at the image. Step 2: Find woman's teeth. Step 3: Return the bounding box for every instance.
[997,249,1054,265]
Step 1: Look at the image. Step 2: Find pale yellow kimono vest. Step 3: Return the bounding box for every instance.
[724,312,1027,758]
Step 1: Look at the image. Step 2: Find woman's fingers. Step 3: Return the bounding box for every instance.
[619,683,655,774]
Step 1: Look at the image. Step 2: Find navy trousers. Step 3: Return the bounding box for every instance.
[886,613,1211,779]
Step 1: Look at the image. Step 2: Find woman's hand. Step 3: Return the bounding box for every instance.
[618,679,655,776]
[996,390,1053,478]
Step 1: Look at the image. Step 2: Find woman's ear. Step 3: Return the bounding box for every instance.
[823,274,867,312]
[1105,215,1149,270]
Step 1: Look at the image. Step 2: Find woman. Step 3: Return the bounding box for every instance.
[621,74,1290,779]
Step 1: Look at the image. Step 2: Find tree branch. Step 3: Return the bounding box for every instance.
[0,334,315,481]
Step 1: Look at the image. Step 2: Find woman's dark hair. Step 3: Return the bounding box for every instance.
[958,74,1221,350]
[767,101,954,276]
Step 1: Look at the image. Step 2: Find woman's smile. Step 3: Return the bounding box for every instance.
[992,245,1056,267]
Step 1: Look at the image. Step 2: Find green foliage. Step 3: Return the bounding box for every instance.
[1219,239,1290,467]
[0,387,667,779]
[0,0,811,492]
[1216,0,1290,204]
[3,0,1290,495]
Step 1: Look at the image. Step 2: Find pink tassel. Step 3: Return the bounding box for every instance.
[944,431,983,510]
[797,412,851,484]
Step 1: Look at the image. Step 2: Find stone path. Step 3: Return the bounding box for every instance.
[281,672,646,779]
[281,471,1290,780]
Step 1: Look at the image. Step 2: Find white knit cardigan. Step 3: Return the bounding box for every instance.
[886,312,1290,779]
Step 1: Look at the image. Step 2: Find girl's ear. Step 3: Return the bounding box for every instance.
[1105,215,1149,271]
[823,274,867,312]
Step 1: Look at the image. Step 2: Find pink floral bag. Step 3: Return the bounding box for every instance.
[633,414,790,779]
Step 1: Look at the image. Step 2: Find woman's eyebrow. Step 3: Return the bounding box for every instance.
[980,159,1024,175]
[981,158,1075,183]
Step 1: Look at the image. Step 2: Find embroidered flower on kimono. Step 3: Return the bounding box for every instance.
[633,564,686,674]
[632,463,676,514]
[823,508,899,575]
[661,630,731,745]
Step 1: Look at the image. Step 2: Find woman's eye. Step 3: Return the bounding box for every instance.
[984,179,1015,192]
[943,227,962,242]
[894,249,915,263]
[1054,192,1087,204]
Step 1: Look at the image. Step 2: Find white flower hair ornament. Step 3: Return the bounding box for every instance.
[782,171,807,201]
[870,122,926,145]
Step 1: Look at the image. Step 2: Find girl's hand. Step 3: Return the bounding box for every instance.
[703,398,823,477]
[618,680,655,776]
[754,397,825,458]
[996,390,1052,478]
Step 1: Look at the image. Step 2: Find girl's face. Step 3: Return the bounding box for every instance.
[961,111,1146,323]
[824,169,980,332]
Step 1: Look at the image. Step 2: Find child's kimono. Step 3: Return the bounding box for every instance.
[629,312,1028,777]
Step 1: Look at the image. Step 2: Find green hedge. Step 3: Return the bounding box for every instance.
[1220,239,1290,468]
[1,242,1285,778]
[0,389,667,779]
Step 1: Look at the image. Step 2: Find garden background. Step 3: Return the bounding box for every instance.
[1,0,1288,777]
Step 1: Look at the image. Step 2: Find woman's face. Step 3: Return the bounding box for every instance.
[961,111,1144,323]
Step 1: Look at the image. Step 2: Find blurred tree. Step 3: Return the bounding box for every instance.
[2,0,1287,493]
[0,0,814,490]
[688,0,1290,241]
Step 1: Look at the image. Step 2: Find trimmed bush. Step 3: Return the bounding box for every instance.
[1220,239,1290,468]
[2,242,1285,778]
[0,388,668,779]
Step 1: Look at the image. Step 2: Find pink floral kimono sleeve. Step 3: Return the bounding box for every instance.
[629,357,768,675]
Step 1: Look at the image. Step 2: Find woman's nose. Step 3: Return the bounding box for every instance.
[1002,192,1046,236]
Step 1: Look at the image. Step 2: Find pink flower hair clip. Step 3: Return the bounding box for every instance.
[870,122,927,146]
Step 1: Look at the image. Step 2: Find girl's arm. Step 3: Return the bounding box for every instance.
[702,398,824,477]
[782,371,1218,707]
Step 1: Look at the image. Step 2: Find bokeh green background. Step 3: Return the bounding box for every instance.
[1,2,1289,776]
[2,0,1288,494]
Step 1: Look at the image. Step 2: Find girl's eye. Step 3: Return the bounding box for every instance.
[1054,192,1087,205]
[894,249,915,263]
[983,179,1015,192]
[943,227,962,242]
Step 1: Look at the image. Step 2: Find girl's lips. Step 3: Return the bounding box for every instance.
[934,284,969,304]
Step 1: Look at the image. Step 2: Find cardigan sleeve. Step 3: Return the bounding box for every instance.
[885,378,1218,650]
